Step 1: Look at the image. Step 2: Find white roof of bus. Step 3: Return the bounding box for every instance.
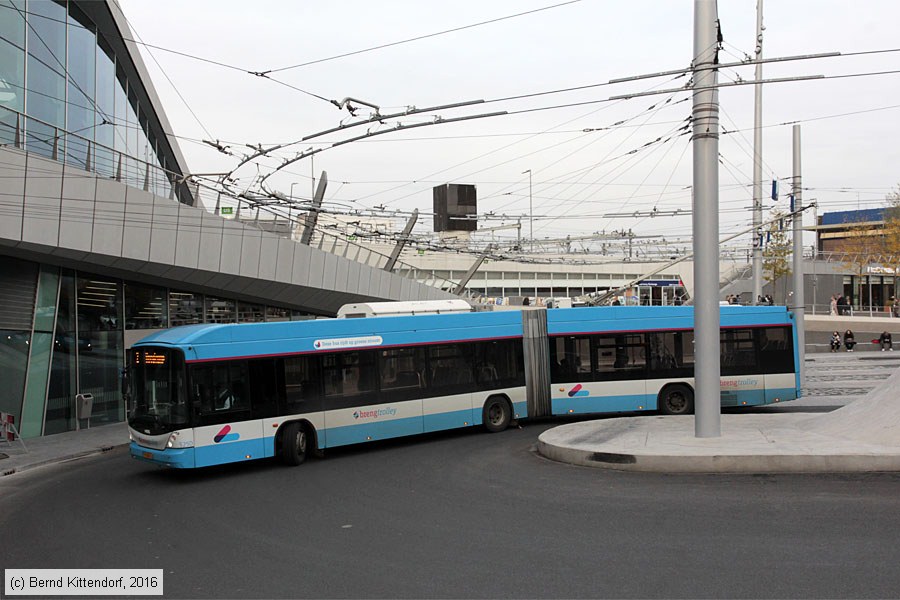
[337,299,473,318]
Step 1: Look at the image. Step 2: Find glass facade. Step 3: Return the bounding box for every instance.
[0,2,326,438]
[46,270,76,434]
[0,1,26,145]
[124,282,167,329]
[0,257,313,437]
[77,274,124,424]
[0,330,30,424]
[0,0,185,202]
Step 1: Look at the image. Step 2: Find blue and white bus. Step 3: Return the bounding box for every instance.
[127,309,528,468]
[545,305,800,416]
[127,304,800,468]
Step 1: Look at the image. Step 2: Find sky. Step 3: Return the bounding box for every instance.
[116,0,900,259]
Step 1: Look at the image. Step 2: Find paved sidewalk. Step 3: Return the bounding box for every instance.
[0,422,128,477]
[539,351,900,473]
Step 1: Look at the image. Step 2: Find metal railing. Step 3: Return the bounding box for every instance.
[807,302,899,318]
[1,104,474,301]
[1,104,194,205]
[191,182,472,299]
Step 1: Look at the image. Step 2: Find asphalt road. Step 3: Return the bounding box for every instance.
[3,418,900,599]
[4,354,900,599]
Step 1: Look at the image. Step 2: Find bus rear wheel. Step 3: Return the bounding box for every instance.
[483,396,511,433]
[280,422,309,466]
[658,384,694,416]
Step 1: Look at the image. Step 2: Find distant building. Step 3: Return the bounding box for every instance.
[815,208,887,254]
[807,209,896,311]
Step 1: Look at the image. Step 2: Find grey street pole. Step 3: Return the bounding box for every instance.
[792,125,805,384]
[522,169,533,252]
[752,0,764,305]
[289,182,298,240]
[692,0,721,438]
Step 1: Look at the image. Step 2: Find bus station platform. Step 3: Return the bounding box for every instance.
[538,351,900,473]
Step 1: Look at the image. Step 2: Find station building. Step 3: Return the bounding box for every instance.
[0,0,450,438]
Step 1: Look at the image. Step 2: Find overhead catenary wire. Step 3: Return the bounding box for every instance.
[8,0,900,259]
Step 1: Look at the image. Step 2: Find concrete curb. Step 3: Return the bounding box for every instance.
[1,444,127,477]
[536,413,900,474]
[537,438,900,474]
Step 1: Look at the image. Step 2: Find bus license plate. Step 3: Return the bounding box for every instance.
[143,452,152,459]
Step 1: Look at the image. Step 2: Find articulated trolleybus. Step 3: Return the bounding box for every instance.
[127,304,800,469]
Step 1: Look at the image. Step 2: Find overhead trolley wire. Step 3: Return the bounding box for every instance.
[262,0,584,74]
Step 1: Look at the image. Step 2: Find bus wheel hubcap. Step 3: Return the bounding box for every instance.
[297,431,306,453]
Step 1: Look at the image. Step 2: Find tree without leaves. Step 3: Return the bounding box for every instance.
[762,209,792,303]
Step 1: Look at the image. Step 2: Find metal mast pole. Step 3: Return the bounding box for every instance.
[384,209,418,272]
[752,0,764,305]
[692,0,721,438]
[299,171,327,245]
[523,169,533,252]
[792,125,805,384]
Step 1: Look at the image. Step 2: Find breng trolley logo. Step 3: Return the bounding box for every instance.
[353,407,398,420]
[214,425,240,443]
[567,384,590,397]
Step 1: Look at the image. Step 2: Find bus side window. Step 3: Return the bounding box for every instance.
[285,355,320,412]
[230,381,246,409]
[477,364,498,383]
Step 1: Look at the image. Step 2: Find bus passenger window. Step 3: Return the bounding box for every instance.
[215,383,233,411]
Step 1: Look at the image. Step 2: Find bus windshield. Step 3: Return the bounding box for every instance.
[128,347,189,435]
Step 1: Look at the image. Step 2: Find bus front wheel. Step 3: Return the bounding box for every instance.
[281,422,309,466]
[658,384,694,416]
[483,396,512,433]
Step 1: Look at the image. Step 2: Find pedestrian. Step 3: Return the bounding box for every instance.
[830,331,841,352]
[843,329,856,352]
[879,331,893,351]
[829,295,838,316]
[836,294,848,315]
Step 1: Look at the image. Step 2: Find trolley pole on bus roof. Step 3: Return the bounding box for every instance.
[792,125,805,384]
[692,0,722,438]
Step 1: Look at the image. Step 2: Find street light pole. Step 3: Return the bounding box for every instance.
[289,182,299,240]
[522,169,533,252]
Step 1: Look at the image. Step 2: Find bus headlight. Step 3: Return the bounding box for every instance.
[166,431,180,448]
